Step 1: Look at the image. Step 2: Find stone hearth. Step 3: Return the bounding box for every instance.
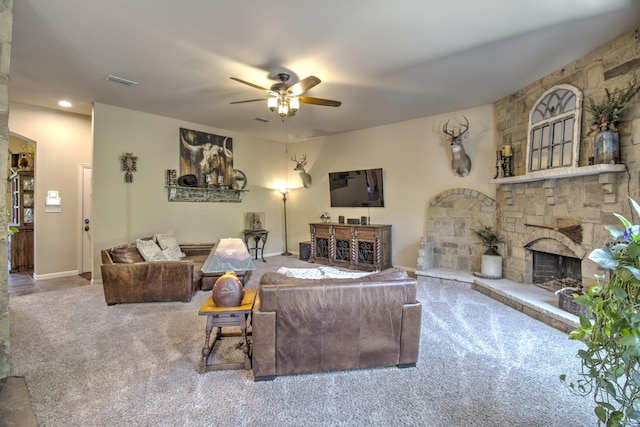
[418,268,579,334]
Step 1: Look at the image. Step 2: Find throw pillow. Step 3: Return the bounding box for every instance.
[136,239,167,262]
[154,231,185,261]
[110,243,144,263]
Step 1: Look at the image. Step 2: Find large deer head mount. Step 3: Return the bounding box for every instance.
[292,153,312,188]
[442,116,471,177]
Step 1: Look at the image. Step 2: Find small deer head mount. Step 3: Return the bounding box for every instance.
[292,153,312,188]
[442,116,471,177]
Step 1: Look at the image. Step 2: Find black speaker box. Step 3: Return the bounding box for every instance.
[338,215,345,224]
[299,241,311,261]
[347,218,360,225]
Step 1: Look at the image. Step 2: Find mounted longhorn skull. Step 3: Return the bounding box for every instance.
[292,153,312,188]
[442,116,471,177]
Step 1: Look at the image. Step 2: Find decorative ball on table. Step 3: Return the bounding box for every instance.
[212,271,245,307]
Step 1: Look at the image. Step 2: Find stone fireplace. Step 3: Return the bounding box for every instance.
[418,166,626,288]
[526,235,584,291]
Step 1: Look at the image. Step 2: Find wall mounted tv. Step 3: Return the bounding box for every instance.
[328,168,384,208]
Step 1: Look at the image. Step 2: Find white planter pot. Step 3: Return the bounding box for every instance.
[481,254,503,279]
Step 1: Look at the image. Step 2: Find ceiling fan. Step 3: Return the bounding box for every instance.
[230,73,342,117]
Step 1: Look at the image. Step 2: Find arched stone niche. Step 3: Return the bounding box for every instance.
[424,188,496,272]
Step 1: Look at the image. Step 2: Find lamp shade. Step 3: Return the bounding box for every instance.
[267,97,278,111]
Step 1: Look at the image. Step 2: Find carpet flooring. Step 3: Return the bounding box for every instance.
[9,256,596,426]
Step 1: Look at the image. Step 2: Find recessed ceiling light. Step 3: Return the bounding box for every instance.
[58,100,72,108]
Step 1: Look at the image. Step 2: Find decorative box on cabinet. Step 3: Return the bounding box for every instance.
[308,223,392,271]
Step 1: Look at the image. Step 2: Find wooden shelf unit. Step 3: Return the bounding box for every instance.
[9,171,34,272]
[309,223,392,271]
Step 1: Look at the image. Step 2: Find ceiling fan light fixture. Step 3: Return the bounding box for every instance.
[278,102,288,117]
[267,97,278,111]
[231,73,340,117]
[289,97,300,111]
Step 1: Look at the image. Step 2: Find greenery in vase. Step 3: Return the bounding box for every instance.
[561,198,640,426]
[584,76,640,132]
[471,225,503,255]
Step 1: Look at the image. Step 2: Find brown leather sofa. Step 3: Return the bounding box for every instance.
[251,268,422,381]
[100,240,213,305]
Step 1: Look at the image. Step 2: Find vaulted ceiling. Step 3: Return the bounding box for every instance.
[9,1,640,142]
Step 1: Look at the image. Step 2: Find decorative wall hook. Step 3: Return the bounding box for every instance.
[121,153,138,183]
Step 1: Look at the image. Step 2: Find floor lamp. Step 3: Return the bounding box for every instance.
[279,188,291,256]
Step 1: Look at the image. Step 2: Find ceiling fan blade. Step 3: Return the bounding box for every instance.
[230,77,269,92]
[230,98,266,104]
[298,96,342,107]
[288,76,321,96]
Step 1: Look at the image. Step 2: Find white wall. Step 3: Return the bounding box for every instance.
[11,102,497,278]
[8,103,92,276]
[92,103,288,281]
[286,105,497,270]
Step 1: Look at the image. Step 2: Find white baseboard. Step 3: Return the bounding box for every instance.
[33,270,80,280]
[263,251,301,259]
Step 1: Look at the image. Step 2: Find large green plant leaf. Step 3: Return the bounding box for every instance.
[615,213,632,230]
[622,265,640,281]
[618,335,640,346]
[589,247,619,269]
[631,198,640,221]
[606,225,625,240]
[628,243,640,260]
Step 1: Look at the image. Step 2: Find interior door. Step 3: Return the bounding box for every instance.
[81,165,92,274]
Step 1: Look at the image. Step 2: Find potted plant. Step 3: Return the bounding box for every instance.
[561,197,640,425]
[584,76,640,164]
[472,225,504,279]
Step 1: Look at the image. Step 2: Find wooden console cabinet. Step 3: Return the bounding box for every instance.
[309,223,392,271]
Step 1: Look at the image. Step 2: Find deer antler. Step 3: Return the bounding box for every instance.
[442,116,470,140]
[291,153,307,166]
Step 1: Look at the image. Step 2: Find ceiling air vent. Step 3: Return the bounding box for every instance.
[255,117,270,123]
[106,74,138,86]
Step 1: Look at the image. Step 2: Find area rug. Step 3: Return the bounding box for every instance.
[9,256,596,426]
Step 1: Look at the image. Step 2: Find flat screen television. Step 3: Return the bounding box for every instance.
[328,168,384,208]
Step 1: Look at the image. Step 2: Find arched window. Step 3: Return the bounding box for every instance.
[527,85,582,172]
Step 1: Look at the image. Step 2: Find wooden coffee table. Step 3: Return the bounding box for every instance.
[197,287,257,373]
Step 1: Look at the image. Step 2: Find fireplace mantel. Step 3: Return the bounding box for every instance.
[491,164,626,185]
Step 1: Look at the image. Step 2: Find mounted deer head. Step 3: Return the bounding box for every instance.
[442,116,471,177]
[292,153,312,188]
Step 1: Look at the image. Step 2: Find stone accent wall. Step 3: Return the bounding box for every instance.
[0,0,12,379]
[493,27,640,286]
[421,188,496,273]
[495,28,640,180]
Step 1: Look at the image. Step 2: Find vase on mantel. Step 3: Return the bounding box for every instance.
[594,129,620,165]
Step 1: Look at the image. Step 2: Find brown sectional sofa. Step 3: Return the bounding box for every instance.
[251,268,422,381]
[100,240,213,305]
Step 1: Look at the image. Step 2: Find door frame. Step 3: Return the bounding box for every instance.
[79,163,92,276]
